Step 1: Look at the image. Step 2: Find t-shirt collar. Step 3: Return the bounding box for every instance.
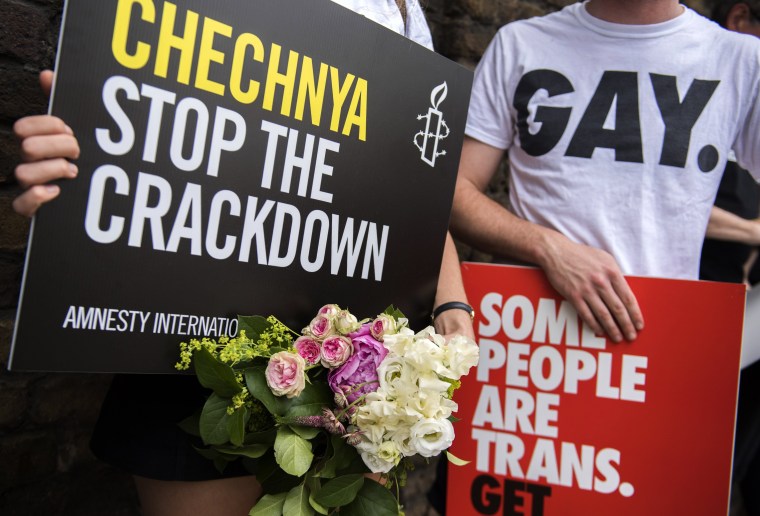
[574,1,693,38]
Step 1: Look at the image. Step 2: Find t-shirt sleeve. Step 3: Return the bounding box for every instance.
[465,29,514,150]
[733,50,760,181]
[406,0,434,50]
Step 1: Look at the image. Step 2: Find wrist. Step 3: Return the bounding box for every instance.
[432,306,476,340]
[432,301,475,322]
[532,226,565,269]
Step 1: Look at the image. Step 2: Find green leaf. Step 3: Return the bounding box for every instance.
[256,450,303,493]
[239,315,272,341]
[340,479,398,516]
[249,492,287,516]
[313,474,364,507]
[228,406,249,447]
[216,443,270,459]
[284,380,333,418]
[193,446,223,461]
[307,476,328,515]
[199,393,231,445]
[309,493,328,515]
[320,435,357,478]
[254,450,279,484]
[244,428,277,446]
[274,426,314,477]
[290,424,320,440]
[193,447,236,473]
[213,454,234,473]
[194,347,244,398]
[382,305,406,321]
[261,467,303,494]
[245,367,287,416]
[178,410,201,437]
[283,482,314,516]
[337,459,371,476]
[446,450,471,466]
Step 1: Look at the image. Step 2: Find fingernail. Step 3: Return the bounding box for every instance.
[635,321,644,331]
[64,124,73,135]
[68,163,78,176]
[626,331,637,341]
[45,185,60,194]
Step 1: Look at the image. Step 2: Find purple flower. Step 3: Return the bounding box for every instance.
[328,324,388,404]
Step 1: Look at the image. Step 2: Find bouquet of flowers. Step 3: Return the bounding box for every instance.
[176,304,479,515]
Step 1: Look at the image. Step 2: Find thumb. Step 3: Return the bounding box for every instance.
[40,70,54,98]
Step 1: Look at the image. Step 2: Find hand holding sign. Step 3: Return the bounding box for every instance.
[12,71,80,217]
[449,263,744,516]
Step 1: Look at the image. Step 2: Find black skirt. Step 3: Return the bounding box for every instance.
[90,374,251,481]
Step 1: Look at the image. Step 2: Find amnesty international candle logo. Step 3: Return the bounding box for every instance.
[10,0,473,373]
[414,82,450,167]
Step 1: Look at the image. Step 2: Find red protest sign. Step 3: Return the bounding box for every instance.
[448,263,745,516]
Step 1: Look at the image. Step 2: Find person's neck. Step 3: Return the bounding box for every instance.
[585,0,683,24]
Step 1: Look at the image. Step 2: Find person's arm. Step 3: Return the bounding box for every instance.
[12,70,80,217]
[705,206,760,245]
[432,232,475,339]
[449,137,644,342]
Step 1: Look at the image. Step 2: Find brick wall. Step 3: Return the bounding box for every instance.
[0,1,139,514]
[0,1,709,514]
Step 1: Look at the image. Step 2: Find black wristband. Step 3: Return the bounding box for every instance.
[432,301,475,321]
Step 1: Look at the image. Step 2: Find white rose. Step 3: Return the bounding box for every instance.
[410,418,455,458]
[360,449,396,473]
[444,335,480,379]
[376,441,401,466]
[354,439,396,473]
[404,337,445,371]
[387,426,416,456]
[377,356,405,394]
[403,390,451,420]
[378,356,421,400]
[418,371,452,396]
[355,406,390,443]
[381,327,415,356]
[334,309,361,334]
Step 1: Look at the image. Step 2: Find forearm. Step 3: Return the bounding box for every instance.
[433,233,474,339]
[434,233,468,306]
[706,206,760,245]
[449,177,566,268]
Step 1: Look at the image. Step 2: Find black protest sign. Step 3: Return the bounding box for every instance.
[10,0,472,373]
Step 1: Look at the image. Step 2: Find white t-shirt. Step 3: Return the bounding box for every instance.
[466,2,760,279]
[329,0,433,50]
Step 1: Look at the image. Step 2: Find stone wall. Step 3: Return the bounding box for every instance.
[0,0,710,514]
[0,0,140,513]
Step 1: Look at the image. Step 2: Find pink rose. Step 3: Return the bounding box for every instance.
[320,336,354,368]
[265,351,306,398]
[319,304,341,317]
[294,336,321,365]
[306,314,333,339]
[328,324,388,403]
[370,314,396,340]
